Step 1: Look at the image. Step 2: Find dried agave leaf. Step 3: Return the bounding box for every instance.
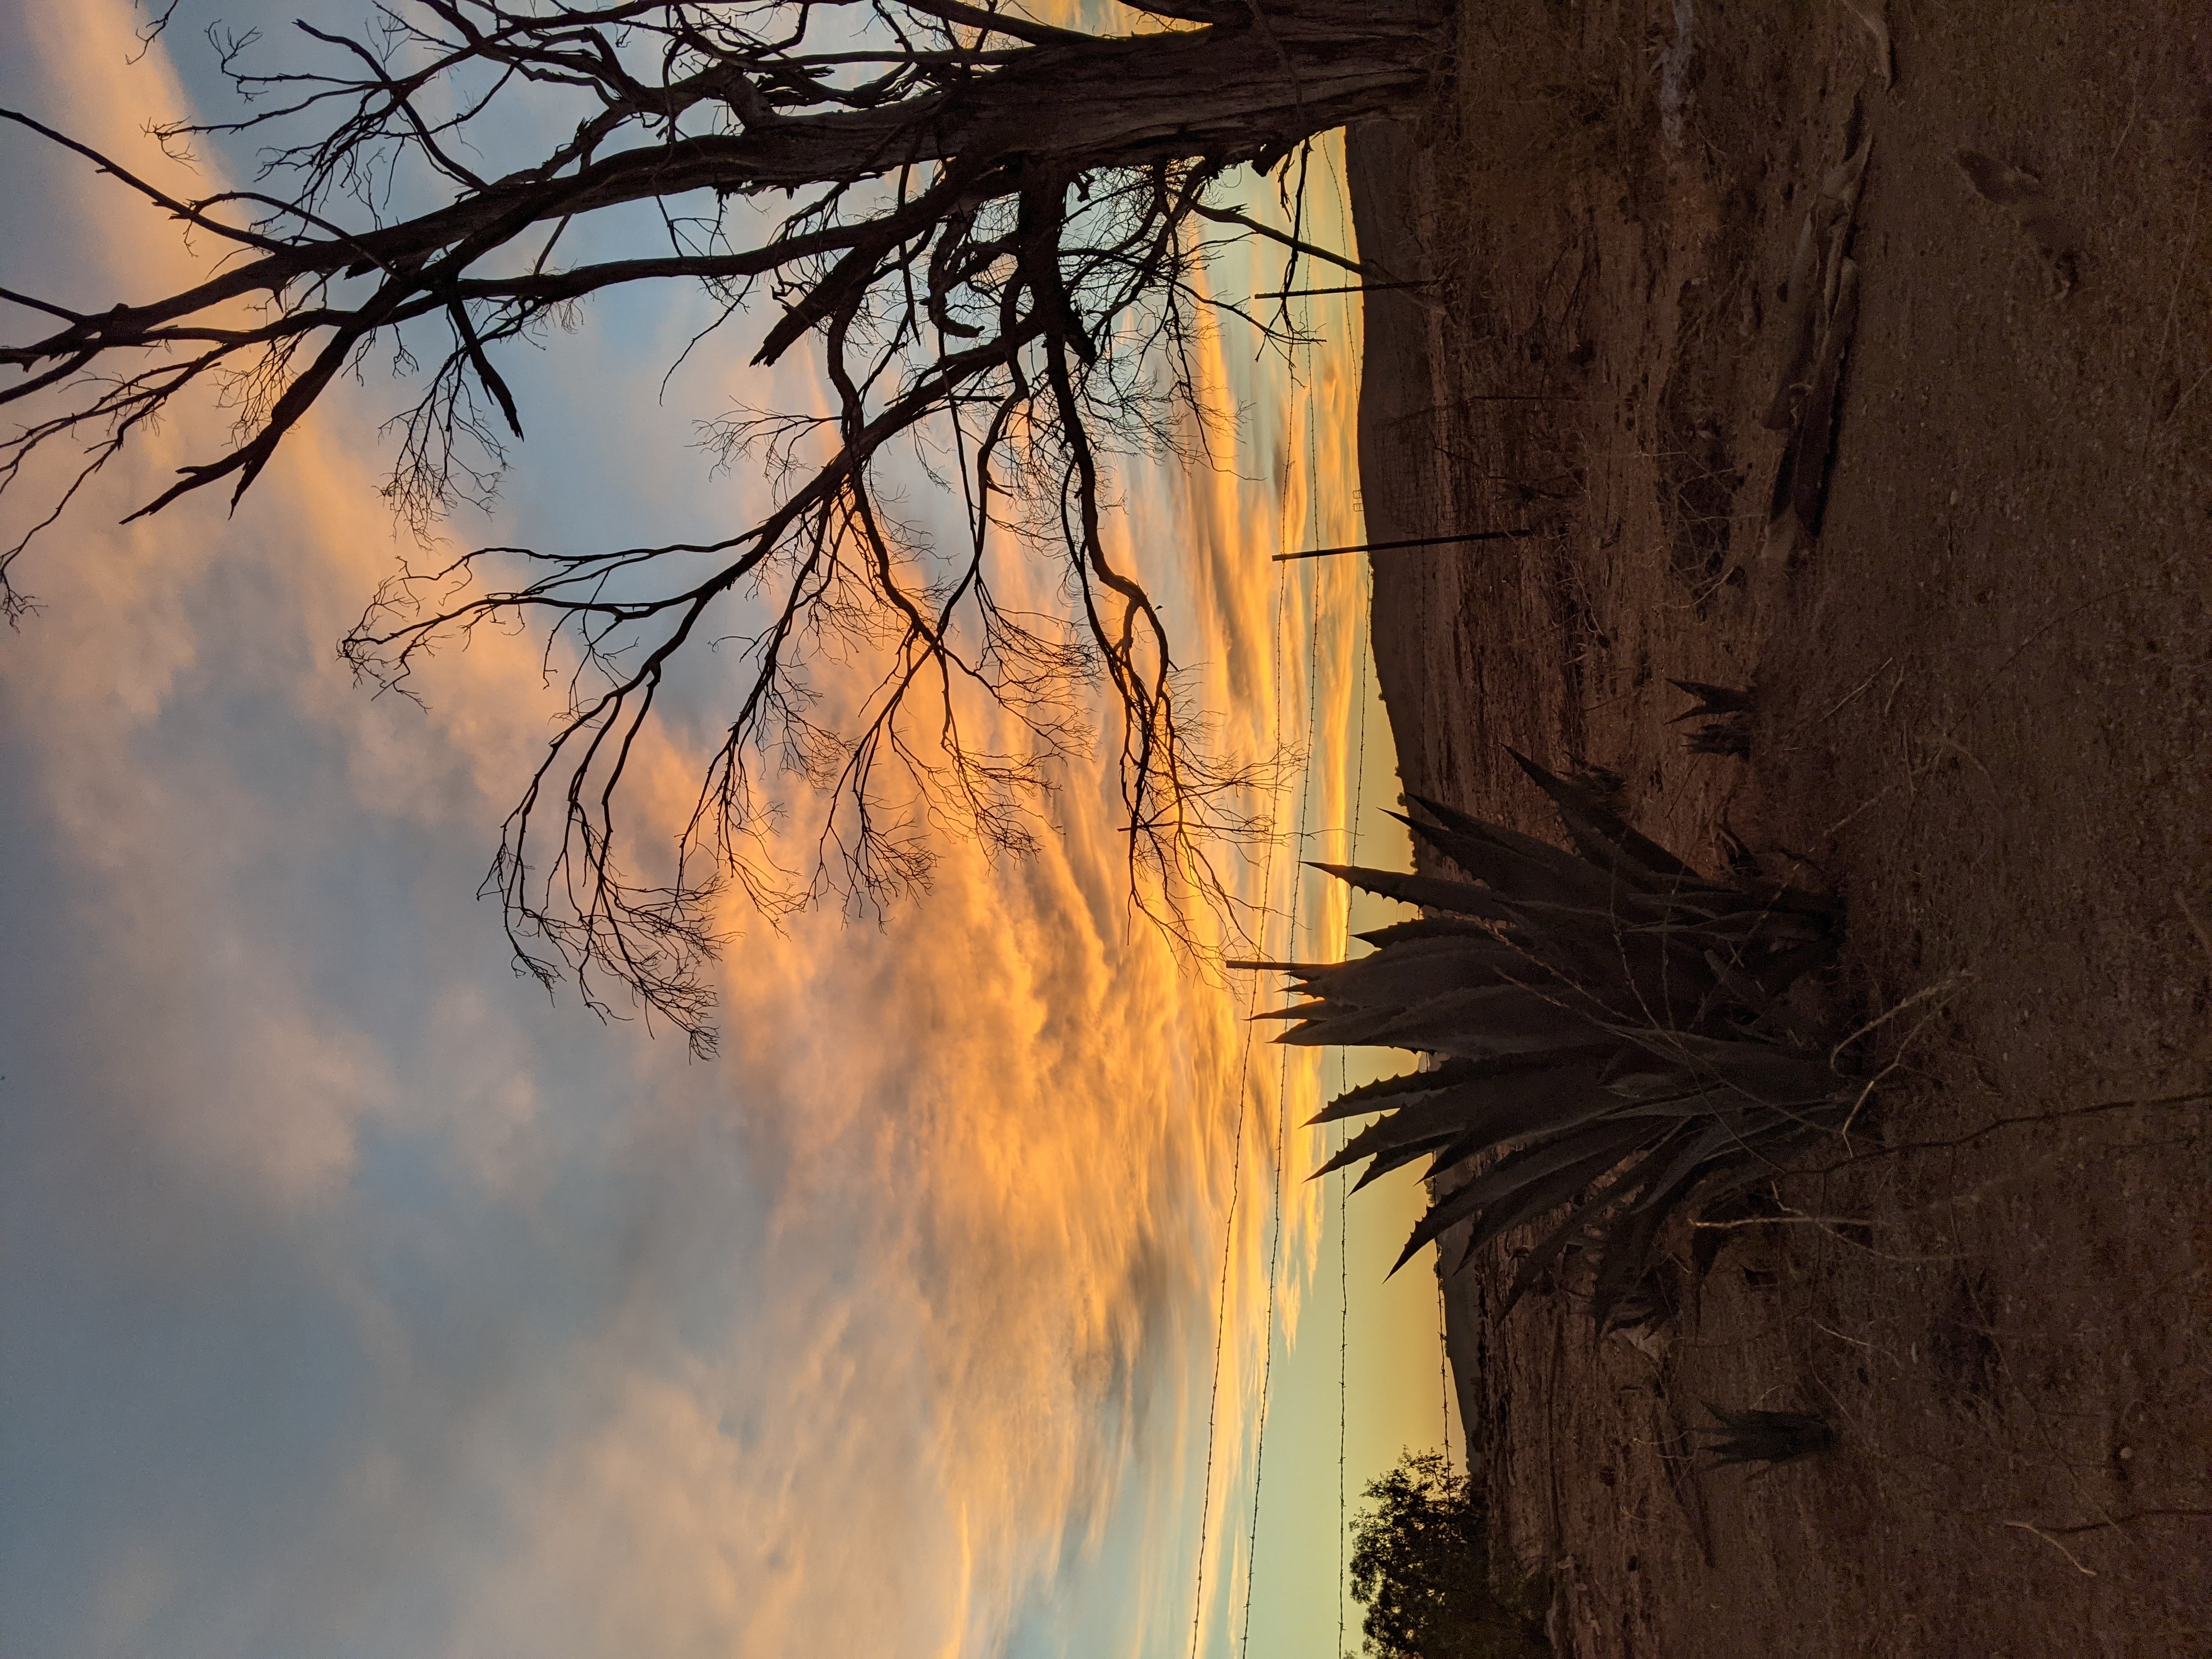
[1822,128,1874,213]
[1955,149,2079,296]
[1955,149,2044,208]
[1837,0,1893,87]
[1764,126,1872,546]
[1774,256,1860,538]
[1764,208,1829,431]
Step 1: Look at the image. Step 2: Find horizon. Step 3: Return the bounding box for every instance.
[0,4,1459,1656]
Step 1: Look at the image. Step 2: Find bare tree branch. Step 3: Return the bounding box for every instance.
[1,0,1442,1050]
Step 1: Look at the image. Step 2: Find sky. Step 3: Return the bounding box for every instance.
[0,5,1455,1657]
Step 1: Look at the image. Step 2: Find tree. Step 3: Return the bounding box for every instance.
[0,0,1442,1052]
[1349,1450,1548,1659]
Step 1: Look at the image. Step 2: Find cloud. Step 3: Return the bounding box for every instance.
[0,7,1382,1657]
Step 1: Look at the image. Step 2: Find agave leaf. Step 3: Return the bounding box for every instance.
[1504,751,1712,890]
[1503,909,1720,1026]
[1391,1122,1650,1278]
[1578,1130,1730,1305]
[1293,927,1527,985]
[1354,915,1507,950]
[1383,979,1596,1032]
[1407,787,1663,902]
[1274,984,1606,1057]
[1309,862,1513,921]
[1457,1133,1660,1262]
[1417,1064,1620,1180]
[1608,1087,1749,1121]
[1314,1092,1494,1177]
[1389,1182,1491,1274]
[1615,1026,1843,1108]
[1305,1051,1590,1125]
[1605,1064,1703,1101]
[1340,1128,1466,1188]
[1382,1015,1608,1064]
[1687,903,1834,948]
[1395,808,1625,913]
[1677,1135,1816,1219]
[1402,791,1607,882]
[1622,1116,1766,1208]
[1306,1068,1453,1125]
[1350,1132,1469,1193]
[1701,947,1778,1013]
[1271,1008,1419,1048]
[1294,935,1538,1011]
[1372,980,1605,1045]
[1252,1000,1335,1023]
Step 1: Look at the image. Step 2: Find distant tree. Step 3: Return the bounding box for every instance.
[0,0,1443,1052]
[1349,1449,1548,1659]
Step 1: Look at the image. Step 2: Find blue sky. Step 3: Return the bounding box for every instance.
[0,5,1452,1655]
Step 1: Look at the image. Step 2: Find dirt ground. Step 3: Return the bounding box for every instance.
[1345,2,2212,1653]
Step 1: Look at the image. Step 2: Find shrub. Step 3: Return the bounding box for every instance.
[1350,1450,1549,1659]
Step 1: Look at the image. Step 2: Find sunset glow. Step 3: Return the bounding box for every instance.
[0,5,1450,1655]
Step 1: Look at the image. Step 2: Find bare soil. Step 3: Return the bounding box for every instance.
[1346,3,2212,1652]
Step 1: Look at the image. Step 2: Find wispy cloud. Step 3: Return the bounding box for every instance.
[0,5,1386,1656]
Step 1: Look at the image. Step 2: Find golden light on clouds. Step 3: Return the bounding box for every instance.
[0,4,1435,1655]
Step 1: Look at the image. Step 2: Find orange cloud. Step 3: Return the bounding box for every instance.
[0,5,1398,1655]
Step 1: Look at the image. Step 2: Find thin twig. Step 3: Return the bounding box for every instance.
[2001,1520,2098,1576]
[1782,1091,2211,1178]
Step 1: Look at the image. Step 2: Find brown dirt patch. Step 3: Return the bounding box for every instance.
[1347,2,2212,1652]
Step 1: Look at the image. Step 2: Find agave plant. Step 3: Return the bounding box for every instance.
[1671,680,1755,759]
[1697,1404,1834,1470]
[1242,752,1849,1328]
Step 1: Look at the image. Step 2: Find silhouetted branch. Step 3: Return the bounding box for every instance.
[2,0,1443,1048]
